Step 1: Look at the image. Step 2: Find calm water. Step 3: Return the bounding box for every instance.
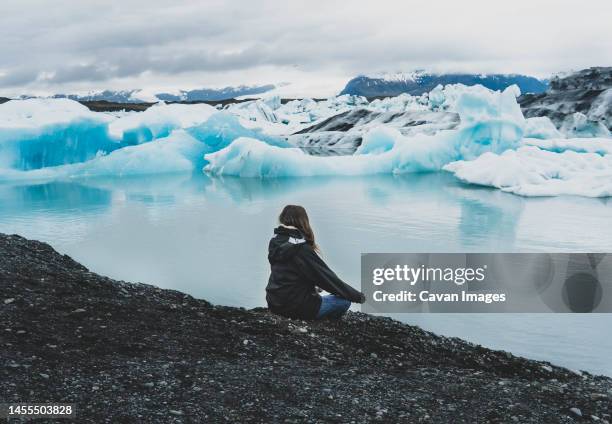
[1,172,611,376]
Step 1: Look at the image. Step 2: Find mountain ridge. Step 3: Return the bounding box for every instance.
[47,84,277,103]
[341,72,548,97]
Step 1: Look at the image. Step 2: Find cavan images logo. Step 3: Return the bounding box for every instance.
[361,253,612,313]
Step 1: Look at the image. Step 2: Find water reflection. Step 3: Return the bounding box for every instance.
[1,172,611,375]
[0,181,112,214]
[454,188,525,250]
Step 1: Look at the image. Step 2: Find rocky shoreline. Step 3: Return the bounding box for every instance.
[1,233,611,423]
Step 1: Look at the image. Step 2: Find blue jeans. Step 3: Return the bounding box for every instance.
[316,295,351,320]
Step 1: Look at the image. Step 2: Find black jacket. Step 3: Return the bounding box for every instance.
[266,225,363,319]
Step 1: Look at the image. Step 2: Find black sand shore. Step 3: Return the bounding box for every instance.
[1,233,611,423]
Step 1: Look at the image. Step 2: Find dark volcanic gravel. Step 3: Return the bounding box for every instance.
[1,233,611,423]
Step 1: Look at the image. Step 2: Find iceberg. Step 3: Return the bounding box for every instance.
[560,112,611,138]
[206,84,612,197]
[524,117,563,139]
[205,86,525,177]
[524,137,612,155]
[355,127,399,154]
[0,98,109,129]
[226,100,279,125]
[444,146,612,197]
[589,88,612,129]
[204,121,521,178]
[0,99,219,173]
[0,83,610,197]
[204,133,451,177]
[108,102,217,144]
[226,94,371,135]
[368,93,428,113]
[187,111,289,161]
[0,130,202,180]
[0,99,117,170]
[0,100,288,181]
[262,95,282,111]
[289,108,460,152]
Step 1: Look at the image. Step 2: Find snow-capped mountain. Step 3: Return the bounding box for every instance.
[156,84,275,102]
[53,90,147,103]
[52,84,277,103]
[340,71,548,97]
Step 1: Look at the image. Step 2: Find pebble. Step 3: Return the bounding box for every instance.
[3,233,612,423]
[4,298,15,304]
[569,407,582,417]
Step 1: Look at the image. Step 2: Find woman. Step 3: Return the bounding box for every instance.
[266,205,365,320]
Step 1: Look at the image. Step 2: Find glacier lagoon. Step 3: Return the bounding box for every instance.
[1,171,611,376]
[1,83,611,376]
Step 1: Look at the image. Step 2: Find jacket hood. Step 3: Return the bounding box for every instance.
[268,225,307,263]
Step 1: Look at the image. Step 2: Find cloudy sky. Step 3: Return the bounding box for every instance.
[1,0,611,96]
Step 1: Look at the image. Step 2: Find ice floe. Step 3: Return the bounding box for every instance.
[0,83,610,197]
[444,146,612,197]
[205,86,525,177]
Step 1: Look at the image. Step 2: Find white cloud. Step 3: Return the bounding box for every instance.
[0,0,610,96]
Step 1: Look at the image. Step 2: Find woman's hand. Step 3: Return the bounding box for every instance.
[358,292,366,304]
